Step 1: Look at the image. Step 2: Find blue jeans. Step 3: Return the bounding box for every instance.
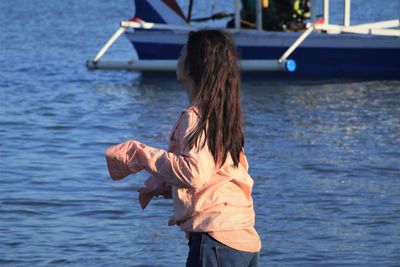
[186,232,259,267]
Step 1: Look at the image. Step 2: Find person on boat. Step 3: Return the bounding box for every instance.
[105,29,261,266]
[232,0,310,31]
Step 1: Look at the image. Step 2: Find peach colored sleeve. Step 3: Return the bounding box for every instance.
[105,141,144,180]
[105,109,216,190]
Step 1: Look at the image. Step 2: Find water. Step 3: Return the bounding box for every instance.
[1,0,400,266]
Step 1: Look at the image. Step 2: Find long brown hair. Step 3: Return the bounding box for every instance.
[184,29,244,167]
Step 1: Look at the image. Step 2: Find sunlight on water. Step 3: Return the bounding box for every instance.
[1,0,399,266]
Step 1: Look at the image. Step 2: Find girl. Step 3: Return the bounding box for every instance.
[106,29,261,267]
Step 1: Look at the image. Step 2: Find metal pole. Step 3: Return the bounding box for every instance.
[344,0,351,26]
[256,0,262,31]
[279,23,315,63]
[324,0,329,24]
[235,0,240,29]
[93,26,127,63]
[87,59,294,72]
[187,0,194,22]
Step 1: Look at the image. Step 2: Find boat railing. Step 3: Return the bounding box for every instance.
[87,18,297,72]
[87,0,399,72]
[279,0,399,63]
[317,0,399,36]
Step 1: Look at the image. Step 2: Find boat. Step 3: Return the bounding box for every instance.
[87,0,400,79]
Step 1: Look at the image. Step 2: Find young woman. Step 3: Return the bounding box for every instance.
[106,29,261,267]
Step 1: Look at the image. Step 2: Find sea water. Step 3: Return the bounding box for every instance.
[1,0,399,266]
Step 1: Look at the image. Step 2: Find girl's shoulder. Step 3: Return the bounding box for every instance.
[170,106,201,141]
[180,105,201,127]
[177,105,201,126]
[184,105,201,119]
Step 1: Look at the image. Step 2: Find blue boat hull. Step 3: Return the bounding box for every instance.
[128,0,400,79]
[132,41,400,79]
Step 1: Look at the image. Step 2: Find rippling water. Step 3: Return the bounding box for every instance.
[1,0,400,266]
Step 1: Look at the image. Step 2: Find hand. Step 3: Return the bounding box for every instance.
[138,176,172,209]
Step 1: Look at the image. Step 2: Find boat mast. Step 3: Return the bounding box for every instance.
[187,0,194,22]
[256,0,262,30]
[234,0,241,29]
[344,0,351,26]
[323,0,329,24]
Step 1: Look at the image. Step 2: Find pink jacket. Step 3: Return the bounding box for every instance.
[105,106,261,252]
